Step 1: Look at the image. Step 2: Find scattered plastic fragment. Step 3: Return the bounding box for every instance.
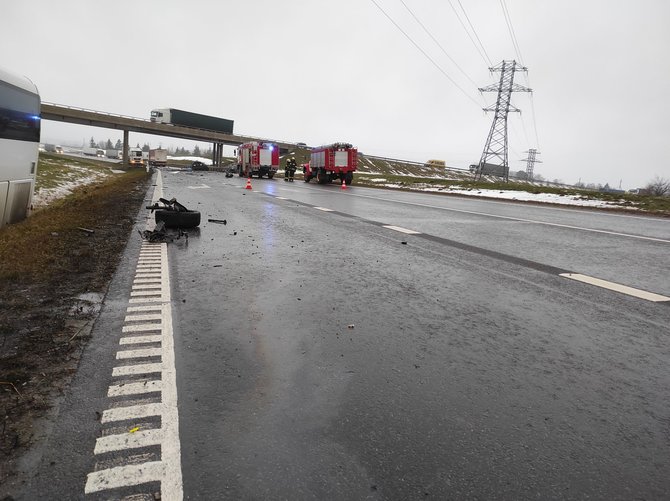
[129,426,140,433]
[348,324,355,329]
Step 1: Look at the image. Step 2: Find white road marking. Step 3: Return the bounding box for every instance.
[85,461,164,493]
[275,196,288,200]
[101,402,163,423]
[129,296,165,304]
[187,184,211,189]
[116,347,162,359]
[94,428,163,454]
[122,323,161,333]
[314,206,334,212]
[120,335,162,345]
[132,284,162,291]
[131,290,163,297]
[125,313,163,322]
[112,363,163,377]
[134,278,162,285]
[108,380,162,397]
[87,170,183,500]
[560,273,670,302]
[383,225,421,235]
[135,273,162,279]
[127,305,162,313]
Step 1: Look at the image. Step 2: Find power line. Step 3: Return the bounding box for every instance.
[500,0,524,66]
[499,1,540,149]
[529,93,540,149]
[456,0,493,66]
[397,0,480,90]
[368,0,482,108]
[446,0,491,67]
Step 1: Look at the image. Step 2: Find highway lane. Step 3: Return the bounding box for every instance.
[255,178,670,296]
[161,171,670,499]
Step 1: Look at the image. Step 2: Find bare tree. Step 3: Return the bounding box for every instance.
[645,176,670,196]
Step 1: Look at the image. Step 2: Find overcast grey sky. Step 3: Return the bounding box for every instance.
[2,0,669,188]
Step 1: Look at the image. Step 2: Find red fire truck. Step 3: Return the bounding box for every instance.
[236,141,279,178]
[303,142,358,185]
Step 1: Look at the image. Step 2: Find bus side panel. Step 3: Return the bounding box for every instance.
[3,179,32,226]
[0,181,8,227]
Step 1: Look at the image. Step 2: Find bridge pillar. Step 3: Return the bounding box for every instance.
[122,130,129,167]
[212,142,223,170]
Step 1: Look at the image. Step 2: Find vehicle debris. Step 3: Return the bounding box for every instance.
[139,221,188,243]
[146,197,201,228]
[207,218,227,225]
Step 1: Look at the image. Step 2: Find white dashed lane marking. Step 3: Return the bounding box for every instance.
[382,225,421,235]
[560,273,670,302]
[271,193,668,305]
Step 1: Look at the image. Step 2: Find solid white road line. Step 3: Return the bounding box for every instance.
[94,428,164,454]
[383,225,421,235]
[560,273,670,302]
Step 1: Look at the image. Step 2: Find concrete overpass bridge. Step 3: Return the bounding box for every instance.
[40,103,298,168]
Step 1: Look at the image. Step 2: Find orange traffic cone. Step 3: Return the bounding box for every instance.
[245,177,252,190]
[341,178,347,190]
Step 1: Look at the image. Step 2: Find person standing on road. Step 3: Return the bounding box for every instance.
[285,157,296,182]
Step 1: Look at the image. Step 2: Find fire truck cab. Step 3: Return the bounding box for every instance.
[236,141,279,179]
[304,142,357,185]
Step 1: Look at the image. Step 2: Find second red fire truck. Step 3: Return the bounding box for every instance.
[303,142,358,185]
[236,141,279,178]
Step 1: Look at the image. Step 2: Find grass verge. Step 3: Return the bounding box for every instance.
[0,168,151,484]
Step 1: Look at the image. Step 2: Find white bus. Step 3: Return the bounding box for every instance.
[0,66,40,228]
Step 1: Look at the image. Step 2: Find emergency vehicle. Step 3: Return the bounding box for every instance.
[236,141,279,178]
[303,142,358,185]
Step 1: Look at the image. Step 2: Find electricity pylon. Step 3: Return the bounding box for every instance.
[476,60,531,182]
[521,148,541,181]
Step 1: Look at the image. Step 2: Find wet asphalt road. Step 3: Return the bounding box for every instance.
[160,171,669,500]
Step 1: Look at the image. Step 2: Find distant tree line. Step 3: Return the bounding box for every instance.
[88,136,212,158]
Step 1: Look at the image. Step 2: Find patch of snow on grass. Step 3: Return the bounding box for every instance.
[33,172,111,207]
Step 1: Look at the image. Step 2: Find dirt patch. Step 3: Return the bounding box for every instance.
[0,170,152,486]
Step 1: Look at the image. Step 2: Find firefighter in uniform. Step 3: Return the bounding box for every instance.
[285,157,297,182]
